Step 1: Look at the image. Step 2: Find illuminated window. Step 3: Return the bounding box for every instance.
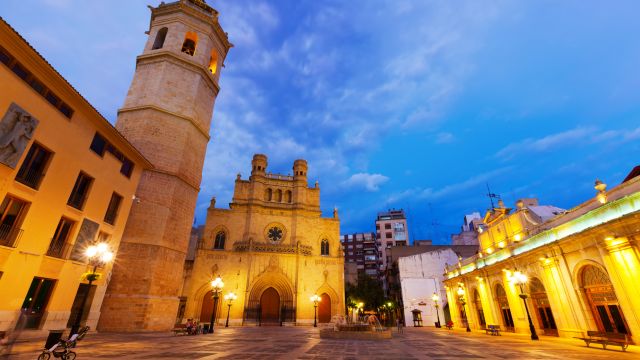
[152,27,168,50]
[181,31,198,56]
[208,50,218,74]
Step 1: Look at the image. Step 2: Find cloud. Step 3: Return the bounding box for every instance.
[495,125,640,160]
[436,132,455,144]
[343,173,390,192]
[495,127,595,160]
[387,167,511,204]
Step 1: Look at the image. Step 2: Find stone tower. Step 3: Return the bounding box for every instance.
[99,0,231,331]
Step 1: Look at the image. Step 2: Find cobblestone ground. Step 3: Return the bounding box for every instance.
[5,326,639,359]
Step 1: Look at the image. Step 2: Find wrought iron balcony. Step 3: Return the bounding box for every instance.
[46,239,72,259]
[0,225,23,248]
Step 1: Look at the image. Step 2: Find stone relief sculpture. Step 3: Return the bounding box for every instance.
[0,103,39,169]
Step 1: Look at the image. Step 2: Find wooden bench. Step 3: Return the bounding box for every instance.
[171,324,188,336]
[485,325,501,336]
[574,331,629,351]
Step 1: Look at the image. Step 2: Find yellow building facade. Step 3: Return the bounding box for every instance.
[444,175,640,343]
[0,19,150,336]
[181,154,345,326]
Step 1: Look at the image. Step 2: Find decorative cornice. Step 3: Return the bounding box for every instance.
[118,104,210,141]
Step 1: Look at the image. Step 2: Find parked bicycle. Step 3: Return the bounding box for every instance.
[37,326,89,360]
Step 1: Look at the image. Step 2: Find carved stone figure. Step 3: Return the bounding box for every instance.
[0,103,39,168]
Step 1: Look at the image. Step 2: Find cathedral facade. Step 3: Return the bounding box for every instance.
[181,154,345,326]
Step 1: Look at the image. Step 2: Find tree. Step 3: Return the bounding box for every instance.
[345,273,385,311]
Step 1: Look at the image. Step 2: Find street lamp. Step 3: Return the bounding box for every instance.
[224,292,237,328]
[209,276,224,334]
[511,270,539,340]
[71,242,113,335]
[432,292,441,328]
[310,294,321,327]
[457,285,471,332]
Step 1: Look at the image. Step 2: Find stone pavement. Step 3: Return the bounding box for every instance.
[4,326,638,359]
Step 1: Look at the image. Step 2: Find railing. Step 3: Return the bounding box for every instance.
[265,173,294,181]
[15,168,45,189]
[46,239,72,259]
[0,225,23,248]
[233,241,313,256]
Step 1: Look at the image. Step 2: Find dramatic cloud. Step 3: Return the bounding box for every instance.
[343,173,390,192]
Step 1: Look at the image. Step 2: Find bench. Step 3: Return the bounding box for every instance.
[574,331,629,351]
[485,325,501,336]
[171,324,188,336]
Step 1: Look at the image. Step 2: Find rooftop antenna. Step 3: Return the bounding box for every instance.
[486,183,501,208]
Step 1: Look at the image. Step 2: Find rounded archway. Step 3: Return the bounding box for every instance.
[473,289,486,328]
[260,287,280,325]
[318,293,331,323]
[200,290,222,326]
[495,283,514,331]
[529,277,557,336]
[246,272,294,324]
[579,265,630,334]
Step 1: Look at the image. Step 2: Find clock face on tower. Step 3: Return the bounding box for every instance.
[264,223,286,244]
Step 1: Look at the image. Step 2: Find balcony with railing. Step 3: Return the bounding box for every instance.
[15,168,45,189]
[46,239,72,259]
[0,225,23,248]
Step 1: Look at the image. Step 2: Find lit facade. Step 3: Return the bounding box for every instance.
[444,176,640,344]
[0,19,150,335]
[180,154,345,326]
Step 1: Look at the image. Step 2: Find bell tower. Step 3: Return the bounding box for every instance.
[99,0,232,331]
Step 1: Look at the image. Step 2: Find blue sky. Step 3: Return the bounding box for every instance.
[3,1,640,243]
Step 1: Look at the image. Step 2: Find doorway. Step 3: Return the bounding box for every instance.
[260,287,280,325]
[580,265,630,335]
[21,277,55,329]
[495,284,514,331]
[318,293,331,323]
[529,278,557,336]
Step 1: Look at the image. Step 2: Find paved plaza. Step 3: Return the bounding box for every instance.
[5,326,638,359]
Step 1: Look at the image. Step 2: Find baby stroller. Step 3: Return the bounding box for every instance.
[37,326,90,360]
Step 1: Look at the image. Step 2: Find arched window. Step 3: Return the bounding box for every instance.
[275,189,282,202]
[152,27,168,50]
[285,190,292,203]
[265,188,272,201]
[213,231,225,250]
[321,239,329,256]
[208,51,218,74]
[181,31,198,56]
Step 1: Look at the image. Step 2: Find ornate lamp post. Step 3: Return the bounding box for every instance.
[432,292,441,328]
[71,242,113,335]
[310,294,321,327]
[224,292,237,328]
[209,276,224,334]
[457,285,471,332]
[511,270,539,340]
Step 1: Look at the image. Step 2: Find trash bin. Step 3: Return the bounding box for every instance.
[44,330,64,349]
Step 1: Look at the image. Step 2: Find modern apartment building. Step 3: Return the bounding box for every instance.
[376,209,409,273]
[341,232,380,280]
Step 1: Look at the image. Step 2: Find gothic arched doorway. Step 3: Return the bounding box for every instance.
[318,293,331,323]
[495,284,514,332]
[529,277,557,336]
[260,287,280,325]
[473,289,486,328]
[580,265,630,335]
[200,290,221,326]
